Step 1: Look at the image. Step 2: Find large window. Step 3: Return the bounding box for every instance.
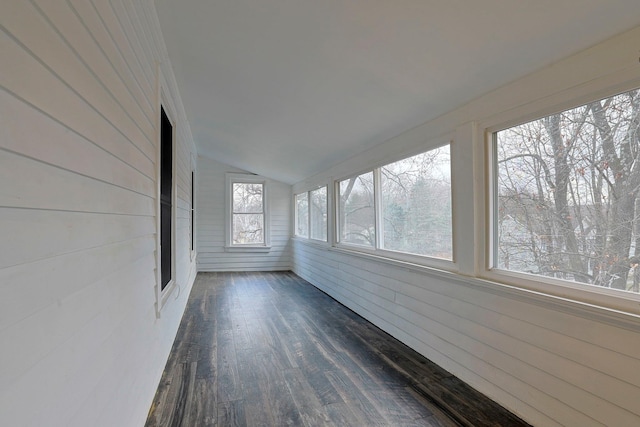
[294,186,328,242]
[381,148,452,258]
[338,145,452,260]
[227,174,269,247]
[494,87,640,294]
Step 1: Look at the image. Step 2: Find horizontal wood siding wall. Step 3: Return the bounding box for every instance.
[292,242,640,426]
[0,1,196,426]
[197,155,292,271]
[292,27,640,427]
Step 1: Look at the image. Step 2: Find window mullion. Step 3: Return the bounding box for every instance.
[335,180,342,244]
[307,191,311,239]
[489,132,499,270]
[374,167,383,250]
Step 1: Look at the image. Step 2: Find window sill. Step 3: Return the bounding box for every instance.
[225,245,271,253]
[483,268,640,319]
[331,243,456,274]
[326,245,640,328]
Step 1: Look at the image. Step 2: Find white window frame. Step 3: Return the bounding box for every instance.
[155,69,178,317]
[336,170,376,249]
[294,191,309,238]
[334,144,454,271]
[226,173,271,252]
[294,186,329,243]
[309,186,328,242]
[190,159,197,262]
[479,82,640,314]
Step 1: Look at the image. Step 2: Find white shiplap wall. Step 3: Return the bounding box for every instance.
[293,243,640,426]
[197,155,291,271]
[293,27,640,427]
[0,1,196,426]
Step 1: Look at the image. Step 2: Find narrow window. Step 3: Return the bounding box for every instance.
[310,187,327,241]
[191,170,195,252]
[494,87,640,293]
[339,171,375,247]
[232,182,265,245]
[160,107,173,290]
[295,192,309,237]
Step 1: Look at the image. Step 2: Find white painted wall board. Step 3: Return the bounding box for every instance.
[393,293,639,424]
[395,284,640,392]
[0,209,155,269]
[0,151,155,215]
[0,236,155,332]
[0,34,155,179]
[39,0,155,141]
[3,0,155,163]
[89,0,154,96]
[0,1,197,426]
[67,0,155,123]
[108,0,155,87]
[0,255,156,424]
[0,90,154,196]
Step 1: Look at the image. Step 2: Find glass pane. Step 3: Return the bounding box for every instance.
[233,183,263,213]
[295,193,309,237]
[339,172,375,246]
[381,146,452,259]
[233,213,264,244]
[310,187,327,241]
[496,88,640,293]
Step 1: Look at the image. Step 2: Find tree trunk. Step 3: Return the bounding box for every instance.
[545,114,590,282]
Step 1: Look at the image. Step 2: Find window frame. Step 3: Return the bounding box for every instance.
[333,143,454,271]
[481,83,640,313]
[226,173,271,251]
[159,106,174,292]
[294,191,309,238]
[190,166,196,261]
[337,170,376,249]
[154,69,178,318]
[294,186,329,243]
[309,186,328,242]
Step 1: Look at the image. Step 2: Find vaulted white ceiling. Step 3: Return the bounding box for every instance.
[155,0,640,184]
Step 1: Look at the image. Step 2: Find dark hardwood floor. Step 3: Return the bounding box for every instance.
[145,272,531,427]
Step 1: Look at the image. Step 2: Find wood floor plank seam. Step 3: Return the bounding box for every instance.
[145,271,532,427]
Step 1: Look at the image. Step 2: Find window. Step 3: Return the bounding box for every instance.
[159,106,173,290]
[295,187,328,242]
[494,87,640,294]
[337,145,452,260]
[380,147,452,258]
[190,170,195,253]
[233,182,264,244]
[295,192,309,238]
[310,187,327,241]
[339,171,375,247]
[227,174,270,248]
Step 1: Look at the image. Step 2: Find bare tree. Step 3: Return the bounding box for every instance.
[338,147,452,258]
[497,89,640,292]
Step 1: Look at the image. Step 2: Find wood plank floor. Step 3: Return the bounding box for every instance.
[145,272,531,427]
